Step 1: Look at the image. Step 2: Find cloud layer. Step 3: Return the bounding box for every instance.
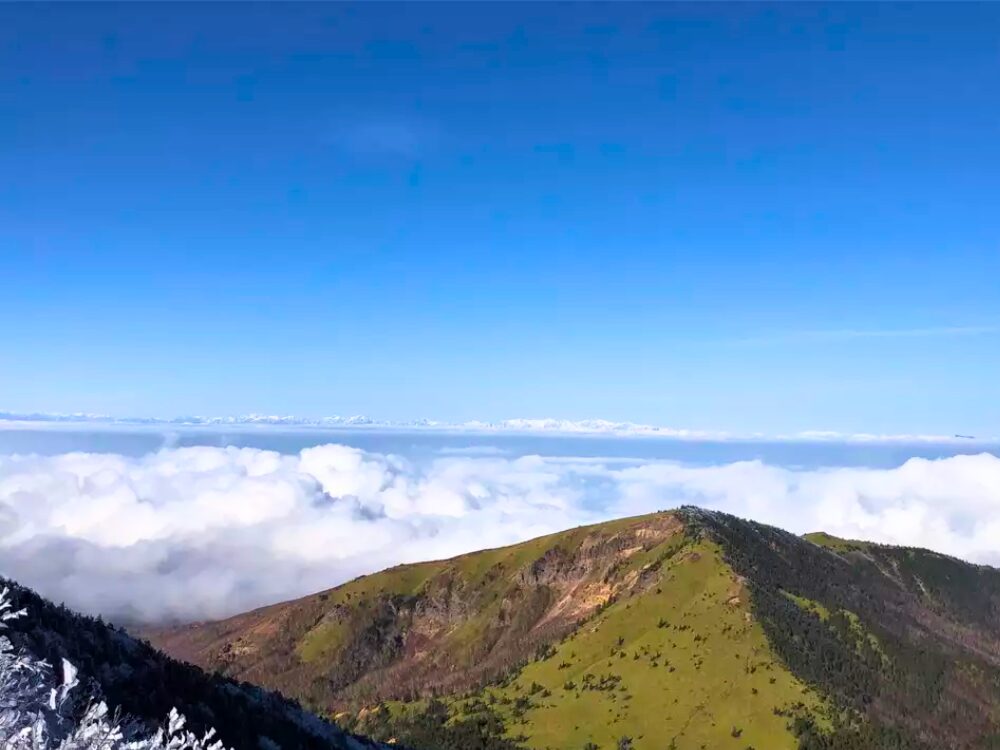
[1,444,999,624]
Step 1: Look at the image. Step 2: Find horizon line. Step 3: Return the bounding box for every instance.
[0,410,995,446]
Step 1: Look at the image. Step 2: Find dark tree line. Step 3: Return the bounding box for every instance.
[346,698,527,750]
[2,578,390,750]
[680,507,1000,750]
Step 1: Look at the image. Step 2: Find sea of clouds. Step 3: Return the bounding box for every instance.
[1,443,999,624]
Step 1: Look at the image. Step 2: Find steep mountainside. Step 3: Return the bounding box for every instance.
[147,513,687,705]
[1,577,391,750]
[146,509,1000,750]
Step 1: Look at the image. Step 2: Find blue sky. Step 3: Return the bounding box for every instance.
[2,3,998,435]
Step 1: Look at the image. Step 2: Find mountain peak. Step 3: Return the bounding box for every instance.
[145,509,1000,749]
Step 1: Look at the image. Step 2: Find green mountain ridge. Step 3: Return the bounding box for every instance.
[144,508,1000,750]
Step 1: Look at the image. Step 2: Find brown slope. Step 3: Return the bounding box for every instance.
[143,511,685,712]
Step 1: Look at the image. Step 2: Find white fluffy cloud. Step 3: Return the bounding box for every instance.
[0,444,998,624]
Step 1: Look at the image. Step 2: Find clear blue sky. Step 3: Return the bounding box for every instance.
[2,3,998,435]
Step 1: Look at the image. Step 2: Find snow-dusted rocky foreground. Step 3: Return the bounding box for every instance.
[0,584,389,750]
[0,587,225,749]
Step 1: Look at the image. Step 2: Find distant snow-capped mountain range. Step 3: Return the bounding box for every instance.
[0,411,991,444]
[0,411,713,436]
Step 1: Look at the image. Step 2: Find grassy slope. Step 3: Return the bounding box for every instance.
[473,538,824,750]
[801,532,872,554]
[360,533,827,750]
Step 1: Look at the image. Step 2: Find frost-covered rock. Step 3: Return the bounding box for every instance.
[0,588,227,750]
[0,582,392,750]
